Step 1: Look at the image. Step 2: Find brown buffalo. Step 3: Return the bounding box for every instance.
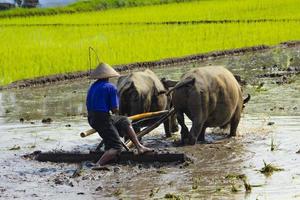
[117,69,178,137]
[172,66,250,145]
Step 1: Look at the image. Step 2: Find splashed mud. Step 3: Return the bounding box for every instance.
[0,45,299,199]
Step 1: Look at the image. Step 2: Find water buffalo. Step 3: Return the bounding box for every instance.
[117,69,178,137]
[172,66,250,145]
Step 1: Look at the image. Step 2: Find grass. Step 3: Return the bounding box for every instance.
[164,193,183,200]
[0,0,300,85]
[8,145,21,150]
[226,173,252,193]
[270,136,277,151]
[1,21,299,85]
[260,160,284,176]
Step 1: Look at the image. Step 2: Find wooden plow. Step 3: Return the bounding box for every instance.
[29,108,187,164]
[81,108,176,150]
[29,150,186,163]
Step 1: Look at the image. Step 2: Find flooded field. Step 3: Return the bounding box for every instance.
[0,45,299,199]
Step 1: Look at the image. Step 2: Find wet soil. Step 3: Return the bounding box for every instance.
[0,45,300,199]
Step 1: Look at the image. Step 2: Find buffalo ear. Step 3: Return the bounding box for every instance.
[117,75,127,86]
[160,78,178,89]
[117,77,134,95]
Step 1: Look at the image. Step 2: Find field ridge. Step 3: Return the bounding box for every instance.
[1,18,300,27]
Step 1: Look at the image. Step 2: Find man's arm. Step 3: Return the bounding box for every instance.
[109,84,120,115]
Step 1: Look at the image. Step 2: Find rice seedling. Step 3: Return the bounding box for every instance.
[0,0,299,85]
[112,188,123,196]
[260,160,283,176]
[149,187,160,198]
[0,0,197,19]
[242,179,252,193]
[1,0,299,24]
[226,173,252,193]
[270,136,276,151]
[8,145,21,150]
[191,177,200,190]
[231,184,239,193]
[164,193,183,200]
[1,21,299,85]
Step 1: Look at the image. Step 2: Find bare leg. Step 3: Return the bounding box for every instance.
[126,125,153,154]
[95,148,120,166]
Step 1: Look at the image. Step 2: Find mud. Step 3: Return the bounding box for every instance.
[2,41,300,90]
[0,45,300,199]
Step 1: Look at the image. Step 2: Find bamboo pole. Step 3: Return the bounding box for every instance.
[80,110,169,138]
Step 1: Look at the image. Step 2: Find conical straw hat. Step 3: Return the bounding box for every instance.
[89,63,120,79]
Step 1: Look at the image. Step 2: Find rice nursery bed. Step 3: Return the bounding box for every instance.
[0,0,299,85]
[0,0,299,24]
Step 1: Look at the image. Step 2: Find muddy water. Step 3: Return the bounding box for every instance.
[0,46,299,199]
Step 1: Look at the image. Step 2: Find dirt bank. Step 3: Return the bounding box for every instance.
[1,41,299,90]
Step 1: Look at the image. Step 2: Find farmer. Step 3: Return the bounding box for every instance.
[86,63,152,166]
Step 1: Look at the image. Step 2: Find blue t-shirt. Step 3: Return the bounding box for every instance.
[86,80,119,113]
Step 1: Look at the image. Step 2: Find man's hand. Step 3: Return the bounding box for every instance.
[111,108,119,115]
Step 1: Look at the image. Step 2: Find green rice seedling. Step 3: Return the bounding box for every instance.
[242,179,252,193]
[149,187,160,198]
[112,188,123,196]
[225,173,246,180]
[164,193,183,200]
[0,0,198,19]
[1,0,300,24]
[1,21,299,85]
[260,160,284,176]
[192,177,200,190]
[8,145,21,150]
[0,0,300,85]
[271,136,276,151]
[231,184,239,193]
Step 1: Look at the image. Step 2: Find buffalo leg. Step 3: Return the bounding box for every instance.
[163,119,171,138]
[163,114,179,137]
[229,108,241,137]
[197,127,206,141]
[189,119,205,145]
[176,111,189,144]
[170,113,179,133]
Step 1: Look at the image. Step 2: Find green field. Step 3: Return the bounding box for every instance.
[0,0,197,18]
[0,0,300,85]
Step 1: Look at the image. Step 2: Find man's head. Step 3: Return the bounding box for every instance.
[89,63,120,80]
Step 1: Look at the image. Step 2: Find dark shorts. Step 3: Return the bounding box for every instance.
[88,111,131,151]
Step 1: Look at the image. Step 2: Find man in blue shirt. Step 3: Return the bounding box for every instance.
[87,63,152,166]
